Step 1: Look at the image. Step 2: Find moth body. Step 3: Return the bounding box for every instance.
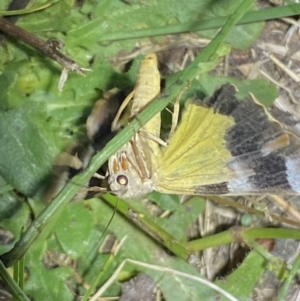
[108,53,161,198]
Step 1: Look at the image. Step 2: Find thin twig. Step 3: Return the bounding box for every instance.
[0,17,89,77]
[0,0,30,45]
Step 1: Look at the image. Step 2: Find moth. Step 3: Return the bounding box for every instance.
[108,55,300,198]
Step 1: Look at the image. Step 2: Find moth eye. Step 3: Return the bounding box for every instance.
[117,175,128,186]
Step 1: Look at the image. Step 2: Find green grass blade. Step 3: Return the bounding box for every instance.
[0,260,31,301]
[0,1,57,16]
[102,194,190,260]
[98,4,300,42]
[278,251,300,301]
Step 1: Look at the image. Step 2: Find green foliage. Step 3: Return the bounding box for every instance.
[197,73,278,107]
[217,251,266,301]
[0,0,297,300]
[24,243,74,301]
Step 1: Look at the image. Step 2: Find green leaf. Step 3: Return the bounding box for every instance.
[198,74,278,107]
[147,191,180,211]
[199,0,264,49]
[24,243,74,301]
[217,251,266,301]
[0,103,56,196]
[158,197,205,240]
[54,202,103,260]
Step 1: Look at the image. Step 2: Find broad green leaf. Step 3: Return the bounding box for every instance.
[198,74,278,107]
[147,191,181,211]
[217,251,266,301]
[157,196,205,240]
[24,243,74,301]
[54,202,103,259]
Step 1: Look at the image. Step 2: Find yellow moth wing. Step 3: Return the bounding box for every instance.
[156,84,300,196]
[157,102,242,190]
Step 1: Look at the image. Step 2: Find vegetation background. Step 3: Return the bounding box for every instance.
[0,0,300,300]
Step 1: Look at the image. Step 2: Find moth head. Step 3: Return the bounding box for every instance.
[108,151,154,199]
